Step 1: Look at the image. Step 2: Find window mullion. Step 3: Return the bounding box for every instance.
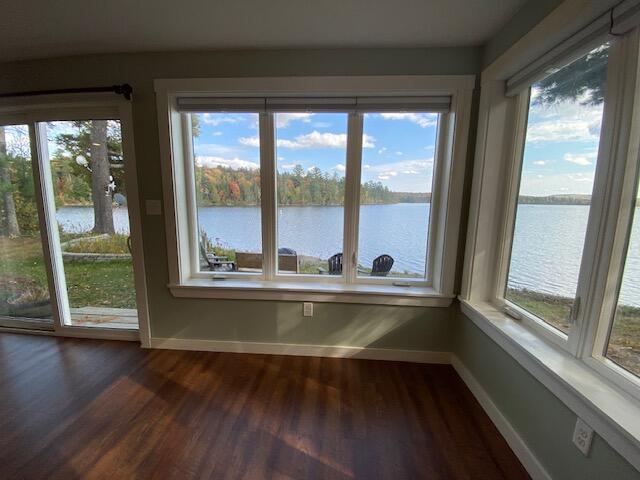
[260,113,277,281]
[30,121,69,329]
[343,113,363,284]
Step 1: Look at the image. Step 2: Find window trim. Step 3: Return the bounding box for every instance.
[156,75,474,306]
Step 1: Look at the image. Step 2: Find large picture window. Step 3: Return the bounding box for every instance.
[158,76,473,305]
[494,35,640,391]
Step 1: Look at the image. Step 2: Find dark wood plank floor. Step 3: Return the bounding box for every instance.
[0,333,529,479]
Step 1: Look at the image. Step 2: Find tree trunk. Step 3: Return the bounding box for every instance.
[89,121,115,234]
[0,127,20,237]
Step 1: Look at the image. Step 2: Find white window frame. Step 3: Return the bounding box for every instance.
[0,93,151,344]
[461,21,640,471]
[155,76,474,307]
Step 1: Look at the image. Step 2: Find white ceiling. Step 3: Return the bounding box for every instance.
[0,0,527,62]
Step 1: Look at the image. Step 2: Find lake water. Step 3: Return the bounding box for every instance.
[56,203,640,306]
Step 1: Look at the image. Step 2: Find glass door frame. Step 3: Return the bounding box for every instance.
[0,94,150,343]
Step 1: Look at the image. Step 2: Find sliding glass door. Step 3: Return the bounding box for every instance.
[0,124,53,329]
[40,119,138,330]
[0,102,145,335]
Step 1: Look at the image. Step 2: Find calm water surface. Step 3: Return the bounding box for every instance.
[56,204,640,306]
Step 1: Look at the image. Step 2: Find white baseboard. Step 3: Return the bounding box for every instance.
[451,355,552,480]
[148,337,451,364]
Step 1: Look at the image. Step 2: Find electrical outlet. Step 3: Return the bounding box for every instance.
[303,302,313,317]
[572,418,594,456]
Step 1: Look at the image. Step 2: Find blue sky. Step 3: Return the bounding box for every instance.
[519,87,604,197]
[192,111,438,193]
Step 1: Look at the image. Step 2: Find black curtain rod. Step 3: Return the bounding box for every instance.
[0,84,133,101]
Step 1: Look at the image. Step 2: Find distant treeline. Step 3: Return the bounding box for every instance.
[195,165,431,206]
[390,192,431,203]
[519,194,591,205]
[519,194,640,206]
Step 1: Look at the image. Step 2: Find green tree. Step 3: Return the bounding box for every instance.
[534,45,609,106]
[54,121,124,234]
[0,127,20,237]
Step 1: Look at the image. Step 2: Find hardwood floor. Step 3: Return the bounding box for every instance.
[0,333,529,479]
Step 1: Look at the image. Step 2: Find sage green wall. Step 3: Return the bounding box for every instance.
[454,312,639,479]
[482,0,564,67]
[0,47,479,349]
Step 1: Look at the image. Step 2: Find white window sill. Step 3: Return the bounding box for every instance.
[459,299,640,472]
[169,278,453,307]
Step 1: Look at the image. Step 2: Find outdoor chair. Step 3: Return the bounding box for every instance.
[319,253,343,274]
[371,254,394,276]
[199,242,235,271]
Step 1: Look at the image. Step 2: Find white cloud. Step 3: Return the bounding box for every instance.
[333,164,346,172]
[567,173,594,182]
[212,131,223,136]
[276,131,375,149]
[395,151,403,156]
[195,156,259,170]
[196,143,238,156]
[280,163,297,170]
[238,136,260,148]
[532,160,547,166]
[378,147,387,155]
[563,153,591,166]
[201,113,244,127]
[377,171,398,180]
[526,101,603,143]
[380,112,438,128]
[275,113,313,128]
[366,158,433,175]
[520,172,595,196]
[362,158,434,192]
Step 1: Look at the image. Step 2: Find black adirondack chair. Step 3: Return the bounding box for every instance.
[327,253,343,275]
[371,254,394,276]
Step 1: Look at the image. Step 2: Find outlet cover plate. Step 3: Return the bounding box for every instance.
[303,302,313,317]
[572,418,594,456]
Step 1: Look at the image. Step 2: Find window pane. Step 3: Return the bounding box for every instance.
[191,112,262,273]
[275,112,347,275]
[45,120,137,329]
[505,44,610,334]
[0,125,53,320]
[357,112,438,280]
[606,185,640,377]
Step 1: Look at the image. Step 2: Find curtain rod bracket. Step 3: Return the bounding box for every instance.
[114,84,133,100]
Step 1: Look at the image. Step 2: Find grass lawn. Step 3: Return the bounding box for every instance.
[0,236,136,317]
[507,289,640,377]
